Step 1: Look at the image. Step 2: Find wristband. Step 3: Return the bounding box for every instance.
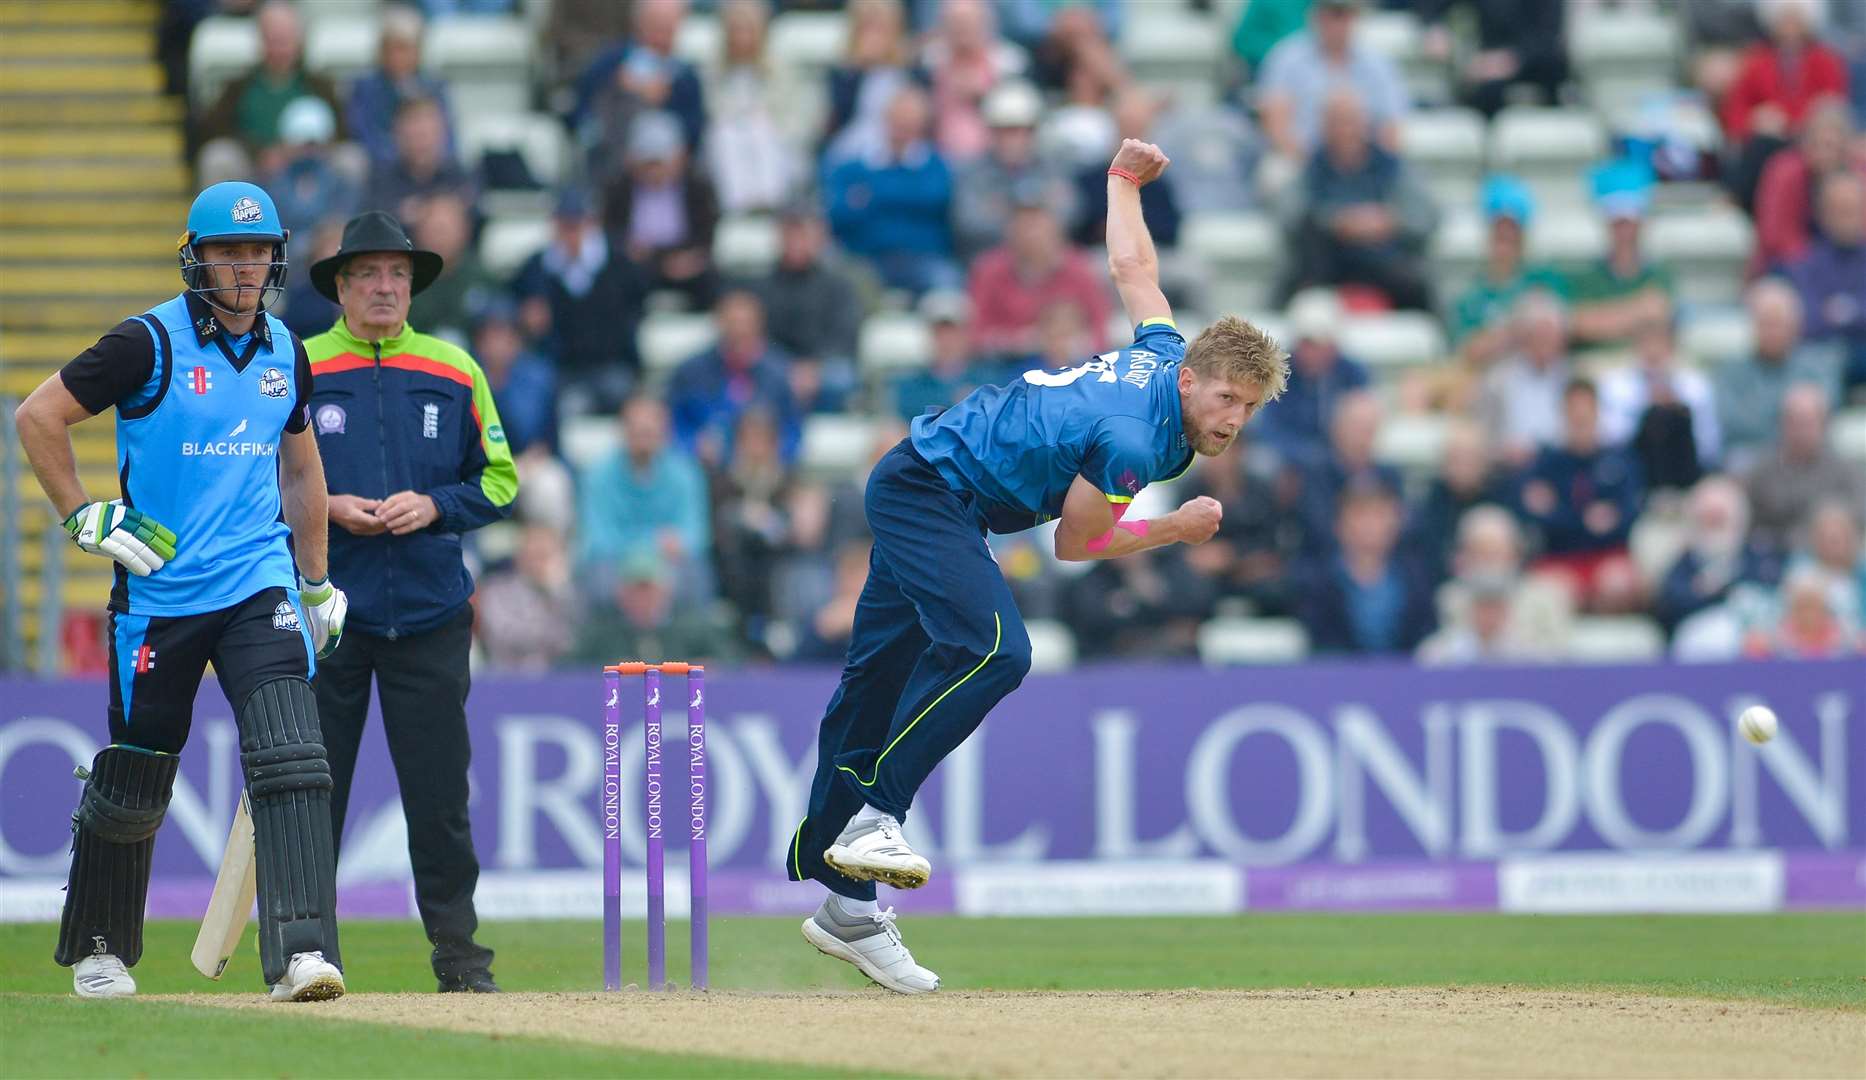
[1085,518,1151,553]
[1107,167,1141,187]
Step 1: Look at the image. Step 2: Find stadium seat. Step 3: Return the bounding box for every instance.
[305,17,379,86]
[1831,408,1866,465]
[1182,211,1280,312]
[713,215,780,275]
[768,11,845,86]
[1024,619,1079,674]
[1565,616,1665,662]
[1399,109,1486,210]
[1196,617,1309,665]
[1374,412,1450,473]
[1428,208,1486,299]
[800,414,878,478]
[478,218,552,277]
[1490,107,1608,212]
[427,15,534,117]
[188,16,259,105]
[455,111,567,188]
[1526,206,1608,273]
[1678,307,1753,367]
[858,312,932,376]
[560,413,620,472]
[1570,8,1680,107]
[1646,207,1753,306]
[1356,10,1449,105]
[1338,312,1445,371]
[638,312,718,375]
[1121,11,1221,107]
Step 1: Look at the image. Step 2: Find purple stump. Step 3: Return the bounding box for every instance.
[688,666,708,990]
[644,666,666,991]
[602,668,622,991]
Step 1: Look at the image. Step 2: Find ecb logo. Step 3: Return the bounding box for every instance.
[230,197,265,224]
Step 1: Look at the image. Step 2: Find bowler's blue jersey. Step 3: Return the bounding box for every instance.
[910,318,1194,533]
[59,292,311,616]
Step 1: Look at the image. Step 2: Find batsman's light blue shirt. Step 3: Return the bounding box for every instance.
[910,319,1194,533]
[95,293,304,615]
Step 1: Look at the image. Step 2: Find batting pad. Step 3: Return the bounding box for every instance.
[55,746,180,967]
[239,676,343,985]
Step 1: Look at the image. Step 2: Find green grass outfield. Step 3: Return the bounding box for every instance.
[2,913,1862,1078]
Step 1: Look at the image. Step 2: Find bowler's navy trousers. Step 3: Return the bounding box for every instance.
[788,439,1033,899]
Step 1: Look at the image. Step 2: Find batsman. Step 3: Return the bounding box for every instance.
[13,182,350,1001]
[789,141,1288,993]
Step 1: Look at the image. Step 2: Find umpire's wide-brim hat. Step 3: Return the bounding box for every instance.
[310,211,444,302]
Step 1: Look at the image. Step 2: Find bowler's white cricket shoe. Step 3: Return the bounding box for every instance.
[802,900,940,995]
[823,812,931,889]
[72,953,135,998]
[269,950,345,1002]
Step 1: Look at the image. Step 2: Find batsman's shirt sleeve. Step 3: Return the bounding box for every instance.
[58,319,157,416]
[1082,416,1159,505]
[425,353,518,533]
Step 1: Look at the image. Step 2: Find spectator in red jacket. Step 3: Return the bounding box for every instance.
[1721,0,1851,209]
[965,183,1111,360]
[1752,97,1863,274]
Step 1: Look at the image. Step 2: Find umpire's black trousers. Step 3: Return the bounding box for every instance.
[315,604,493,979]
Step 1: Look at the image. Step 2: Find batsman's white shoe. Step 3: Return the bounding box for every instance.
[823,813,931,889]
[72,953,136,998]
[803,900,940,995]
[269,951,345,1002]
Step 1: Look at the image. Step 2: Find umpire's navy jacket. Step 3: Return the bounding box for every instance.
[305,318,518,637]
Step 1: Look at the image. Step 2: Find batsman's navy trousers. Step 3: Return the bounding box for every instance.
[789,439,1033,899]
[315,604,493,978]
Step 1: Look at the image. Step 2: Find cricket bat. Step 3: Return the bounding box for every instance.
[191,793,256,979]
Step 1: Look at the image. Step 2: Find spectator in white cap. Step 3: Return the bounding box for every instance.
[604,110,719,309]
[1253,289,1370,470]
[891,290,993,421]
[952,80,1072,260]
[261,96,358,235]
[345,4,455,171]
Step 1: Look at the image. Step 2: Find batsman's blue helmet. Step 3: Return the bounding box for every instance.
[179,181,290,312]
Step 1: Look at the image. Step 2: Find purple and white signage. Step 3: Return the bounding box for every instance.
[2,659,1861,918]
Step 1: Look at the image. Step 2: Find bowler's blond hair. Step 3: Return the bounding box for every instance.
[1184,316,1289,401]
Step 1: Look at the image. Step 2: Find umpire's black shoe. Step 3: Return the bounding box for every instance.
[437,970,501,993]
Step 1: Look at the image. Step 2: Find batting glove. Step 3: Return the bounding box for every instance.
[64,500,177,577]
[300,576,348,659]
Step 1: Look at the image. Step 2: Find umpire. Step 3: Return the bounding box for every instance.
[303,211,518,992]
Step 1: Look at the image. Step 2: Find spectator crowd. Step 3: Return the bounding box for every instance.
[171,0,1866,670]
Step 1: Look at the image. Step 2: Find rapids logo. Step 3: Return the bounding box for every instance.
[182,417,274,456]
[271,601,301,632]
[258,368,289,398]
[230,197,264,224]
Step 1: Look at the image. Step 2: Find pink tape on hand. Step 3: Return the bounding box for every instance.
[1084,518,1150,553]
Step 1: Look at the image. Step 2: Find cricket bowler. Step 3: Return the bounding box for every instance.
[789,141,1289,993]
[13,181,351,1001]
